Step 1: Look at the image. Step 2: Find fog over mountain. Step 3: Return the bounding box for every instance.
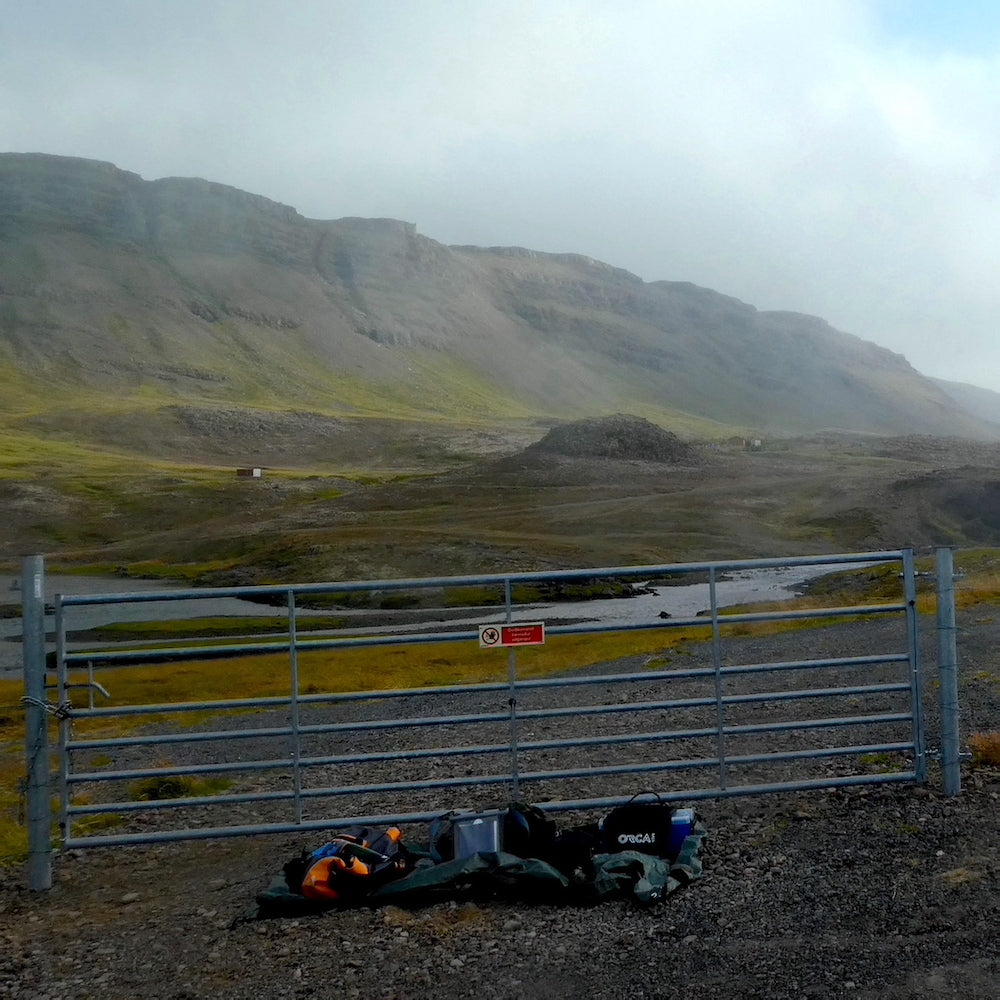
[2,152,999,441]
[7,2,1000,396]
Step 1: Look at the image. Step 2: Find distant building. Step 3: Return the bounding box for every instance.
[236,467,263,478]
[723,437,764,451]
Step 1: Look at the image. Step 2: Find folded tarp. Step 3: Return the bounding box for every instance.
[372,851,569,905]
[246,820,705,919]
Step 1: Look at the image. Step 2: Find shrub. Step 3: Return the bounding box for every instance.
[968,731,1000,767]
[131,776,196,800]
[130,775,231,801]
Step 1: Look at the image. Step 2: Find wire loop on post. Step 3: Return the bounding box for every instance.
[20,696,73,720]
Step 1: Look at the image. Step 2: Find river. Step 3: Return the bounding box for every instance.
[1,560,865,674]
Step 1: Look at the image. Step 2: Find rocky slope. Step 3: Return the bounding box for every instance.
[2,152,998,439]
[525,414,700,463]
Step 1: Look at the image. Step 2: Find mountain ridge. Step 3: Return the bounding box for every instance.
[2,150,999,442]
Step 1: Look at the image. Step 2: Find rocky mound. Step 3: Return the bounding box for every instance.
[525,414,699,463]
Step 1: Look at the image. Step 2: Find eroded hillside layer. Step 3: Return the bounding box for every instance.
[0,152,996,438]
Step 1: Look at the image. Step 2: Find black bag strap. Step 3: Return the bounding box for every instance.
[624,790,666,807]
[429,810,458,862]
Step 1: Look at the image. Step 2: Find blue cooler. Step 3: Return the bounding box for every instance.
[667,808,695,859]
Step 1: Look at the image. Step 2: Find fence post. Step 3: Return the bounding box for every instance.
[21,554,52,890]
[935,546,961,796]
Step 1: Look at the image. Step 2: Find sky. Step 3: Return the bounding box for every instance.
[3,0,1000,390]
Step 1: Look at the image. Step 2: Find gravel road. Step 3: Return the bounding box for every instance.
[2,607,999,999]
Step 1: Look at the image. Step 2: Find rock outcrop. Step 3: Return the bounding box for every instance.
[526,414,699,463]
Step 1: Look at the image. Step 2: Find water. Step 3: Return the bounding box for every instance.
[2,561,861,673]
[501,562,853,627]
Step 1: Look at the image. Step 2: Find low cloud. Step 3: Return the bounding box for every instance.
[4,0,999,388]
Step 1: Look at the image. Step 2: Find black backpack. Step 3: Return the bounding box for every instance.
[430,803,557,862]
[548,822,603,881]
[502,801,557,860]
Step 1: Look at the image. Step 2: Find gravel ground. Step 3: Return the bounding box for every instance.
[2,608,999,999]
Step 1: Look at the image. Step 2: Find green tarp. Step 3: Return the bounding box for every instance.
[247,821,706,919]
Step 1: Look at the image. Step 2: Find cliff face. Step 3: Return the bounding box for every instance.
[1,151,997,438]
[0,153,302,247]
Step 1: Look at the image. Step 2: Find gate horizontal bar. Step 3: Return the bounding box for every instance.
[62,600,907,667]
[62,769,917,850]
[64,650,912,725]
[66,741,913,819]
[66,682,911,745]
[56,551,907,607]
[67,707,913,758]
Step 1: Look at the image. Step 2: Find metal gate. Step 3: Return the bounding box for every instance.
[20,548,955,889]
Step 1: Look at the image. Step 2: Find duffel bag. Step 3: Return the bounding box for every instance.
[599,791,677,857]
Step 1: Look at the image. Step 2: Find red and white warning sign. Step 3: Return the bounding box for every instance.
[478,622,546,648]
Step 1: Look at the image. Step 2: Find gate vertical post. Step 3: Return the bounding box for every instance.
[708,566,728,790]
[54,601,71,848]
[287,589,303,824]
[902,549,927,783]
[935,547,961,796]
[504,578,520,801]
[21,555,52,891]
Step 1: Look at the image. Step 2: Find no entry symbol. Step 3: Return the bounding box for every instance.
[478,623,545,648]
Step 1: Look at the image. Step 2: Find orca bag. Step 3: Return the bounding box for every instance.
[598,791,676,857]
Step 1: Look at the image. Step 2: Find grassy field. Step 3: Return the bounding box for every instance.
[5,393,1000,587]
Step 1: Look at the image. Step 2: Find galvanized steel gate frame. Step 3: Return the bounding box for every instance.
[19,548,963,891]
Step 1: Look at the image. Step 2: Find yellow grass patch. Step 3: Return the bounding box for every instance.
[59,627,712,710]
[938,865,986,887]
[381,901,491,936]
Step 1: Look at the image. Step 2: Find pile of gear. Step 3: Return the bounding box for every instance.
[251,792,706,918]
